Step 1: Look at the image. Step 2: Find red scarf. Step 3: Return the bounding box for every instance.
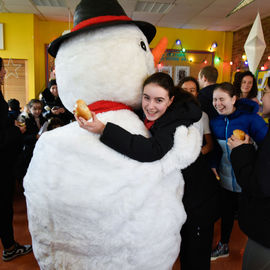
[144,118,155,130]
[88,100,132,114]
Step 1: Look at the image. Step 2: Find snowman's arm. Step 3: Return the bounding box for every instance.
[159,125,202,174]
[100,122,174,162]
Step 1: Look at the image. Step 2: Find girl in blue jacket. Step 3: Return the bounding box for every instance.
[210,82,268,261]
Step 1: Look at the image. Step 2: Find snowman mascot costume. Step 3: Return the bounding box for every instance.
[24,0,201,269]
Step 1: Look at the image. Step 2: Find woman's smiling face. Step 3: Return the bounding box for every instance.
[241,75,253,95]
[142,83,174,121]
[213,88,236,115]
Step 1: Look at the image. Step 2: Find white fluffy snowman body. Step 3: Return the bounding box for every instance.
[24,25,201,270]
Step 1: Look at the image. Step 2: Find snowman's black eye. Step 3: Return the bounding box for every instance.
[140,41,147,51]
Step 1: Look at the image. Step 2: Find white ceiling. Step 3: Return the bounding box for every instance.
[0,0,270,32]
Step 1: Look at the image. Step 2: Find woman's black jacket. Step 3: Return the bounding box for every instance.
[23,114,46,147]
[100,98,202,162]
[230,124,270,248]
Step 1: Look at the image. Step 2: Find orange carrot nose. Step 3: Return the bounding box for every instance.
[152,37,168,67]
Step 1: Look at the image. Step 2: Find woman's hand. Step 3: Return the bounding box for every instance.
[51,107,65,115]
[227,134,250,150]
[201,133,214,155]
[58,107,65,114]
[75,112,105,134]
[51,107,60,115]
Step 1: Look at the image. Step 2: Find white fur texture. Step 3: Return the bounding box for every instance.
[55,25,155,111]
[24,25,201,270]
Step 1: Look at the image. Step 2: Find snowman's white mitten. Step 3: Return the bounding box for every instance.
[160,125,202,174]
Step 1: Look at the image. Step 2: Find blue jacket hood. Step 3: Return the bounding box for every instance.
[236,98,259,114]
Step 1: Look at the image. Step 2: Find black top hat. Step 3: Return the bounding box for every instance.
[48,0,156,57]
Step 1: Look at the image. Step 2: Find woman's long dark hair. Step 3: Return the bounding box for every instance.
[143,72,175,98]
[233,71,258,99]
[143,72,199,106]
[0,57,3,69]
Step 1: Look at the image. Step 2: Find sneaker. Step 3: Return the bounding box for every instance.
[211,241,229,261]
[2,242,32,262]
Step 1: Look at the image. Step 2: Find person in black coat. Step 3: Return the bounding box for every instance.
[17,99,47,179]
[178,76,220,270]
[227,79,270,270]
[40,79,74,124]
[0,57,32,261]
[197,65,219,120]
[180,154,220,270]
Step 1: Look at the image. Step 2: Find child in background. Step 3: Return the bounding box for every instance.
[7,99,21,122]
[17,99,47,179]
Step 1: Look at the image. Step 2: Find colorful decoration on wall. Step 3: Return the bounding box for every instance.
[158,49,215,79]
[160,49,186,62]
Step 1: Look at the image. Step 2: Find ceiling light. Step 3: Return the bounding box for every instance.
[226,0,255,17]
[135,1,172,14]
[32,0,67,7]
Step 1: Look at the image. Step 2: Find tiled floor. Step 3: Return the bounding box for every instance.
[0,190,247,270]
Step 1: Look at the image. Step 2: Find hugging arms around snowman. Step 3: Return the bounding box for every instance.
[76,72,202,162]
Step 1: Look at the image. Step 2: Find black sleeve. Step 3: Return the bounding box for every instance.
[100,122,174,162]
[0,98,21,150]
[23,133,37,145]
[0,125,21,150]
[22,118,38,145]
[230,144,269,197]
[198,92,218,120]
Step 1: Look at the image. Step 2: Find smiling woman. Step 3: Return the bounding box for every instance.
[233,71,259,104]
[209,82,268,261]
[227,76,270,270]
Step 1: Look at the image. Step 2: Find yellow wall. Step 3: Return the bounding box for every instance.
[0,13,69,99]
[35,20,70,95]
[152,27,233,82]
[0,14,233,98]
[0,13,35,100]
